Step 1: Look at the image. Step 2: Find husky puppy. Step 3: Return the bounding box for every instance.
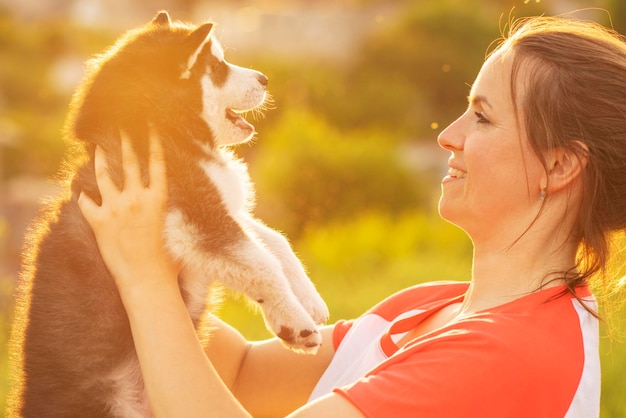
[8,11,328,417]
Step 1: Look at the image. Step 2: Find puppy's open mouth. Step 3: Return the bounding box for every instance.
[226,108,254,132]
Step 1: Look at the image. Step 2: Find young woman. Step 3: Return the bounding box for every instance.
[78,16,626,417]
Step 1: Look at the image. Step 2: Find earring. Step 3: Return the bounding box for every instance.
[539,187,547,201]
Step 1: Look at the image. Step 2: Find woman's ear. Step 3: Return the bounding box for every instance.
[545,141,589,194]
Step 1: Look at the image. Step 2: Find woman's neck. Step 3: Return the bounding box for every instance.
[459,223,578,315]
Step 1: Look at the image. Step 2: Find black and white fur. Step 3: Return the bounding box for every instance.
[8,11,328,417]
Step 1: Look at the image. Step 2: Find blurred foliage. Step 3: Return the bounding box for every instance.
[310,0,504,138]
[605,0,626,35]
[239,0,554,141]
[1,216,12,412]
[250,109,434,238]
[600,316,626,417]
[296,210,473,319]
[0,9,116,177]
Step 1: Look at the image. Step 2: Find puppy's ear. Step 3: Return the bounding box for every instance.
[152,11,172,27]
[188,23,214,47]
[180,23,214,79]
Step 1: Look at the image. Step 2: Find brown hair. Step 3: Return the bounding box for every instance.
[494,17,626,312]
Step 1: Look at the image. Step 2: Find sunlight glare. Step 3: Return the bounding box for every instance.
[236,7,261,33]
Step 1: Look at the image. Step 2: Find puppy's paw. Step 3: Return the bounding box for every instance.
[281,268,329,325]
[260,300,323,354]
[276,325,322,354]
[299,291,329,326]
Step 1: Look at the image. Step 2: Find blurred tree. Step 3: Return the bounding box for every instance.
[0,11,115,178]
[249,109,432,238]
[306,0,552,140]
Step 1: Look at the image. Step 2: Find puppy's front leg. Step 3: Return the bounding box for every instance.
[215,236,323,353]
[165,209,323,352]
[244,218,329,326]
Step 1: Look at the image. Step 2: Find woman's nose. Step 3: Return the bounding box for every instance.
[437,116,464,151]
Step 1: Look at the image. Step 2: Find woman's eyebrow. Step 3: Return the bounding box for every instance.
[467,95,493,109]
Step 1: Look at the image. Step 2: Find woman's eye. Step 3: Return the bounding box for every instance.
[475,112,490,124]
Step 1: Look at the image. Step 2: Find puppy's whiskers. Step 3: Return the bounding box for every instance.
[251,94,275,120]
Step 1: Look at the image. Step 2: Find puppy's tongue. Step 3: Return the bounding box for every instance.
[226,109,254,131]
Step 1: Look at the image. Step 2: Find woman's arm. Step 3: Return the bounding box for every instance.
[232,326,336,416]
[123,276,249,417]
[78,131,363,417]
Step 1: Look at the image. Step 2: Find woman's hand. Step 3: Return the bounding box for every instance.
[78,130,179,297]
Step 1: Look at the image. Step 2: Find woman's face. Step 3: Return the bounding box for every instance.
[437,50,545,244]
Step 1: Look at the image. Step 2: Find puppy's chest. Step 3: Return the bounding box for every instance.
[199,153,253,216]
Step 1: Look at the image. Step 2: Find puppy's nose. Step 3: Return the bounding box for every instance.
[257,74,268,87]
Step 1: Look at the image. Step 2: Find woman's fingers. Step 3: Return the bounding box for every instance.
[80,129,169,230]
[147,126,168,194]
[120,130,143,190]
[77,191,100,225]
[93,146,117,201]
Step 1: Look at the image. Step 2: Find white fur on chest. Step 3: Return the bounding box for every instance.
[200,150,254,218]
